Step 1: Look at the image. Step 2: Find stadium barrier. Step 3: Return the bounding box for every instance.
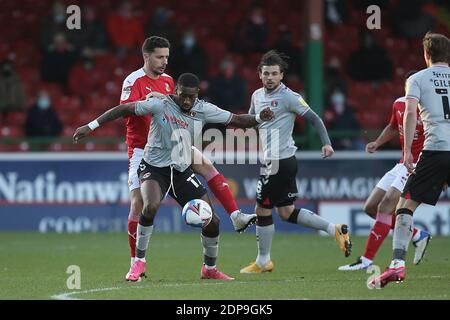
[1,151,449,235]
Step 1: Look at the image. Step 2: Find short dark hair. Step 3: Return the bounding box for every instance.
[142,36,170,54]
[258,50,289,73]
[423,32,450,63]
[177,73,200,88]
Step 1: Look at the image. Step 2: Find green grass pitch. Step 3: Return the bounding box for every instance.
[0,232,448,300]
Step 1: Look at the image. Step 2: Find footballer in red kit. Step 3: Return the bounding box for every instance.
[339,71,431,272]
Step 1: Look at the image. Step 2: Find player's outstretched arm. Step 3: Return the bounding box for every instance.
[366,123,397,153]
[303,109,334,158]
[228,107,274,128]
[73,102,137,143]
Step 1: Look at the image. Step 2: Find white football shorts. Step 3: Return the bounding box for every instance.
[376,163,414,192]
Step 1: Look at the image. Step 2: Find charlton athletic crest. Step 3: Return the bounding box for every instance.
[271,100,278,107]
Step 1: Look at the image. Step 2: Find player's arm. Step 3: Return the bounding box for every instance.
[303,109,334,158]
[73,99,160,142]
[403,98,419,171]
[366,123,397,153]
[228,107,274,128]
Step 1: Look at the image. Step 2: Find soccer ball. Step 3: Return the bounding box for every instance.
[182,199,213,228]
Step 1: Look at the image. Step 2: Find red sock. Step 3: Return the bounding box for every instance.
[207,173,238,216]
[363,213,392,260]
[391,213,418,236]
[127,218,138,258]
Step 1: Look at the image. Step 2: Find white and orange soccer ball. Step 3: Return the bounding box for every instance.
[182,199,213,228]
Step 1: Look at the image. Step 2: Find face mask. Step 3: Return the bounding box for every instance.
[331,92,345,113]
[37,97,50,110]
[183,36,195,49]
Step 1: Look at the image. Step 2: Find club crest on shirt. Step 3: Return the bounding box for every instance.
[188,111,197,117]
[271,100,278,107]
[165,83,171,92]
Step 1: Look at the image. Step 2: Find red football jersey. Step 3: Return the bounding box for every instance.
[120,68,174,156]
[389,97,424,163]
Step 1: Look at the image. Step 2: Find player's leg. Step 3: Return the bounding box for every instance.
[240,204,275,273]
[191,146,256,232]
[170,167,233,280]
[276,204,351,257]
[340,166,397,270]
[370,151,446,288]
[126,148,145,267]
[127,163,169,282]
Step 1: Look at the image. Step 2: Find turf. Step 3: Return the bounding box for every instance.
[0,232,448,300]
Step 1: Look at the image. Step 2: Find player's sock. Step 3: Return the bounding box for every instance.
[288,208,335,235]
[201,234,219,269]
[135,214,154,262]
[392,209,414,261]
[256,215,274,267]
[363,212,392,260]
[391,214,419,240]
[207,172,238,216]
[127,213,139,259]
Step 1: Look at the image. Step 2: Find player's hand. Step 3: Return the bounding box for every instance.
[146,92,165,100]
[259,107,274,121]
[73,125,92,143]
[365,141,378,153]
[404,151,415,174]
[322,144,334,158]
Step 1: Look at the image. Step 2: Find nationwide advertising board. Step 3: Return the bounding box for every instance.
[1,152,449,234]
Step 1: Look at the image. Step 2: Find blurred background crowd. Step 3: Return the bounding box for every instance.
[1,0,449,151]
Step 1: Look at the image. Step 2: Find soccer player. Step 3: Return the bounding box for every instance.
[73,73,275,281]
[240,51,351,274]
[339,72,431,271]
[370,32,450,288]
[120,36,256,278]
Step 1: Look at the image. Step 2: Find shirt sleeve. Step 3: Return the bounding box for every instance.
[287,92,310,116]
[248,93,256,115]
[405,75,420,101]
[120,80,143,104]
[203,102,233,125]
[389,102,398,127]
[134,98,165,116]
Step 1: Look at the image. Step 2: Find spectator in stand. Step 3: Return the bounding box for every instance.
[38,1,77,51]
[106,1,145,60]
[170,30,208,79]
[392,0,436,39]
[68,54,107,97]
[0,60,26,123]
[347,31,393,82]
[324,56,347,100]
[40,32,78,88]
[324,0,348,26]
[206,58,247,112]
[144,7,179,44]
[24,91,62,150]
[234,3,269,53]
[273,25,303,78]
[324,88,363,150]
[72,5,110,56]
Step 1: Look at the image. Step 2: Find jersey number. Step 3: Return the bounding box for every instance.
[187,174,200,188]
[436,89,450,120]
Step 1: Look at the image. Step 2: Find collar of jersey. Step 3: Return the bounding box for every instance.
[264,82,285,96]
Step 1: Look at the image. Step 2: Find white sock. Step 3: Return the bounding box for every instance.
[136,224,153,259]
[389,259,405,269]
[327,223,336,236]
[130,257,135,266]
[256,224,274,267]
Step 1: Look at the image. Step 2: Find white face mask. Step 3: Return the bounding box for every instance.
[37,97,50,110]
[331,92,345,113]
[183,35,195,49]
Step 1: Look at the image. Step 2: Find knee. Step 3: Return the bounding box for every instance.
[142,202,159,222]
[277,210,291,221]
[363,203,377,217]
